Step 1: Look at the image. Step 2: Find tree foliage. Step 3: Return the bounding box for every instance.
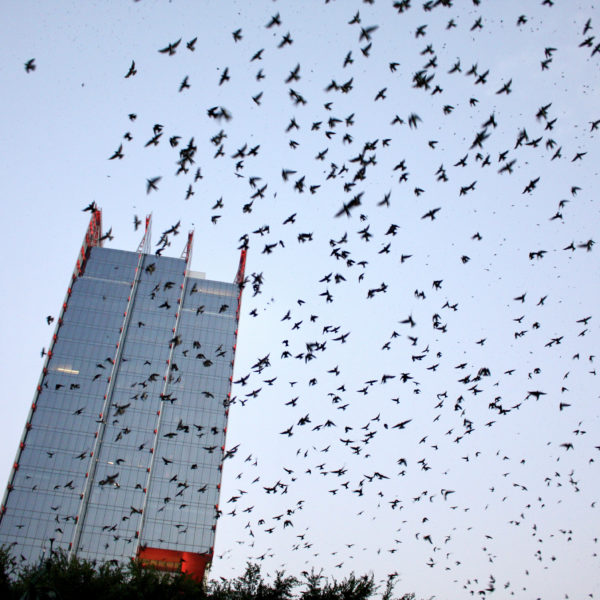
[0,549,419,600]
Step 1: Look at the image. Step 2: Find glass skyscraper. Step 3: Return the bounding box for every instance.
[0,211,246,580]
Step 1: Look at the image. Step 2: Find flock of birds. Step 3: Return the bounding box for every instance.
[17,1,600,598]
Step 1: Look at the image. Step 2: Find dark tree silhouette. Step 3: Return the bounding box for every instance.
[0,548,419,600]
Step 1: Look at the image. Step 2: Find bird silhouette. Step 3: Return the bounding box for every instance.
[124,60,136,78]
[158,38,181,55]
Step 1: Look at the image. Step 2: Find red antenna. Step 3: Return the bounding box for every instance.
[87,208,102,247]
[137,214,152,254]
[235,248,247,285]
[75,208,102,276]
[181,230,194,265]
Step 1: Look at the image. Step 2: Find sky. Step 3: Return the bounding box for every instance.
[0,0,599,598]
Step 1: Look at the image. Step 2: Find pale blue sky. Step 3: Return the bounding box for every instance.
[1,1,599,598]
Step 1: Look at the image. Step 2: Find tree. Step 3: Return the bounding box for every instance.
[0,551,420,600]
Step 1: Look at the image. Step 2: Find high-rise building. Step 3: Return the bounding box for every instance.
[0,210,246,580]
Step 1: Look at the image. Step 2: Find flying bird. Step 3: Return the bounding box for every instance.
[158,38,181,55]
[124,60,136,78]
[146,176,161,194]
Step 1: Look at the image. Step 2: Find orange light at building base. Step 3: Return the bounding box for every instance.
[137,546,213,582]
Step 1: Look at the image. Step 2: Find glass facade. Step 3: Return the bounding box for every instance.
[0,216,244,579]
